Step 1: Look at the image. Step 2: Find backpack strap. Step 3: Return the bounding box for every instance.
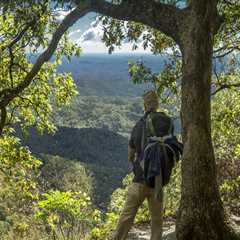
[140,112,173,157]
[141,117,147,153]
[168,117,174,135]
[147,112,173,137]
[140,112,157,152]
[147,113,156,137]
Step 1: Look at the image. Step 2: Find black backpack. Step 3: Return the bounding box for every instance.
[140,112,175,188]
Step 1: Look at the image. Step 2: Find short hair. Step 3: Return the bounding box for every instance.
[143,90,159,112]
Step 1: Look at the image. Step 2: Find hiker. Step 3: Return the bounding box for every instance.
[112,90,183,240]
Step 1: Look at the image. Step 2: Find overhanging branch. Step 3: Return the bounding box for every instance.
[212,82,240,95]
[90,0,182,41]
[0,107,7,135]
[0,0,182,109]
[0,5,89,107]
[0,19,36,53]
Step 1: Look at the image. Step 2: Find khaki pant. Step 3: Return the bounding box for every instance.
[112,182,163,240]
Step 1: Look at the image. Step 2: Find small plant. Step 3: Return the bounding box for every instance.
[35,190,101,240]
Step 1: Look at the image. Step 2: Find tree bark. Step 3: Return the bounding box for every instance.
[176,1,233,239]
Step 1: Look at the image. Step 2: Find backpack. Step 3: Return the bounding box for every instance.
[140,112,176,188]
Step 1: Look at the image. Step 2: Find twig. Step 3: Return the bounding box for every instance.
[0,107,7,135]
[212,82,240,95]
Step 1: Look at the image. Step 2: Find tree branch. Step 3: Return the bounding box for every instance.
[0,5,89,107]
[0,19,36,53]
[212,82,240,95]
[0,107,7,135]
[90,0,182,41]
[8,47,14,88]
[213,45,240,58]
[0,0,182,109]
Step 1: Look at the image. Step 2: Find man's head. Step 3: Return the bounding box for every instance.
[143,90,159,112]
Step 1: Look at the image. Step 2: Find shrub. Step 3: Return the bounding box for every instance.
[0,135,42,239]
[212,90,240,216]
[40,155,93,196]
[35,190,101,240]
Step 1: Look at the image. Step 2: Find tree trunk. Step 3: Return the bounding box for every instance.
[176,2,233,240]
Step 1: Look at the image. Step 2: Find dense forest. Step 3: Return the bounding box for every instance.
[0,0,240,240]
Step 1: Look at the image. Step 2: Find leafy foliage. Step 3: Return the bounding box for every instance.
[212,90,240,215]
[0,1,79,134]
[101,14,175,54]
[0,134,41,238]
[39,154,127,208]
[0,136,100,239]
[40,155,93,196]
[35,190,100,240]
[128,57,181,114]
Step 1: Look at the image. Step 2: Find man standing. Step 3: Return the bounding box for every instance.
[112,90,176,240]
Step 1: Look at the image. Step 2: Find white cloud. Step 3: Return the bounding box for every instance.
[80,24,103,42]
[69,29,81,36]
[72,19,151,54]
[79,41,152,54]
[53,9,71,22]
[68,29,82,41]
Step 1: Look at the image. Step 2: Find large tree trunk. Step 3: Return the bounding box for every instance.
[176,1,233,240]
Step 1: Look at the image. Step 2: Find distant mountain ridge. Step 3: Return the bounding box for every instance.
[57,54,164,97]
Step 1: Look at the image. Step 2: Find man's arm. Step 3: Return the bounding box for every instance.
[128,124,137,162]
[128,145,136,162]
